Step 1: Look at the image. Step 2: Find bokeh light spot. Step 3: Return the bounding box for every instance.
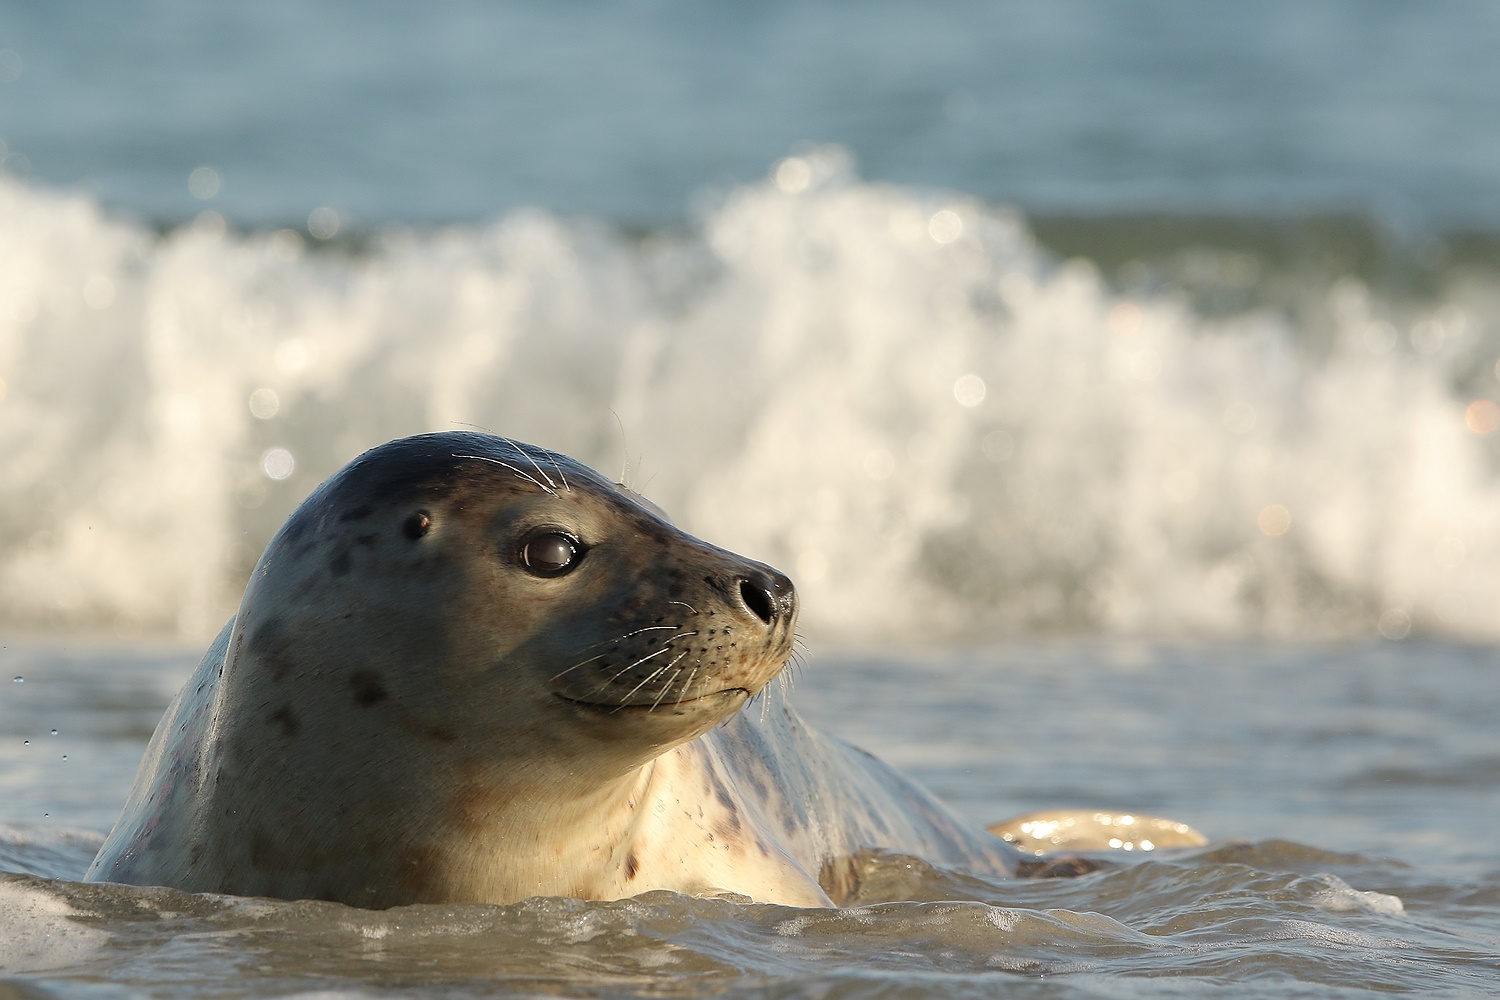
[262,448,295,481]
[773,157,811,194]
[1257,504,1291,537]
[1363,322,1397,355]
[308,206,340,240]
[1410,319,1445,355]
[953,373,986,407]
[981,430,1014,462]
[1464,399,1499,435]
[928,209,963,244]
[1377,608,1411,641]
[188,166,221,200]
[1109,301,1142,335]
[248,388,281,420]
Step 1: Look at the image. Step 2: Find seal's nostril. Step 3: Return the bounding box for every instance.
[738,578,775,625]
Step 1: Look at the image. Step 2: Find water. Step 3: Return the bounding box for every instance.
[2,1,1499,230]
[2,640,1498,996]
[4,3,1500,995]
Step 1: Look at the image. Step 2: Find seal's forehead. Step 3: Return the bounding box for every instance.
[316,431,624,512]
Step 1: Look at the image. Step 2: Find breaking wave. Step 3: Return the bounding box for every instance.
[4,149,1500,642]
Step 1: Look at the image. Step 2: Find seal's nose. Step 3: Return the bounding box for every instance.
[736,567,797,628]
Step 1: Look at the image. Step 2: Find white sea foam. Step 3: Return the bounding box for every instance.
[4,153,1500,642]
[1309,874,1405,917]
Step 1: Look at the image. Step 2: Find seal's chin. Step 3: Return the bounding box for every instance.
[554,688,750,717]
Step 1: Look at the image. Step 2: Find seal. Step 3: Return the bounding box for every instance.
[86,432,1199,908]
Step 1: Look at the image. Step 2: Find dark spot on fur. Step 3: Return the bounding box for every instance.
[355,533,378,547]
[714,811,742,839]
[248,616,284,655]
[329,548,351,576]
[403,511,432,540]
[250,829,276,868]
[269,705,300,737]
[416,721,458,743]
[248,616,299,682]
[625,852,640,880]
[708,773,736,813]
[349,670,388,706]
[339,505,374,522]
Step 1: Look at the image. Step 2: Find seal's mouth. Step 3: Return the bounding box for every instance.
[554,688,750,716]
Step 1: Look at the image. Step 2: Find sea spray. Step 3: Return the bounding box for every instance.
[3,154,1499,641]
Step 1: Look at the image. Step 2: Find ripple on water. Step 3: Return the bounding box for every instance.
[0,841,1494,997]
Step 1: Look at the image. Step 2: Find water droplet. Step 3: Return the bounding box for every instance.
[50,728,58,736]
[61,754,68,760]
[11,676,21,683]
[22,740,29,746]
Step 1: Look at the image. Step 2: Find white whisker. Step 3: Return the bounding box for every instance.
[545,451,571,493]
[648,653,691,711]
[453,454,557,496]
[501,436,559,492]
[617,651,685,708]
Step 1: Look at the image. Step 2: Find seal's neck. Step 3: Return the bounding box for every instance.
[204,719,661,907]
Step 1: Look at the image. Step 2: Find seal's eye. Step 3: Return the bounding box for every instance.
[518,532,582,577]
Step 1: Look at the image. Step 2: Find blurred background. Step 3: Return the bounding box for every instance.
[3,0,1500,644]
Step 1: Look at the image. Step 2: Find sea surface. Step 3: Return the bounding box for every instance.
[3,3,1500,996]
[2,639,1498,997]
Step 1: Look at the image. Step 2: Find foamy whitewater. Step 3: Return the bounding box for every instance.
[2,151,1499,643]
